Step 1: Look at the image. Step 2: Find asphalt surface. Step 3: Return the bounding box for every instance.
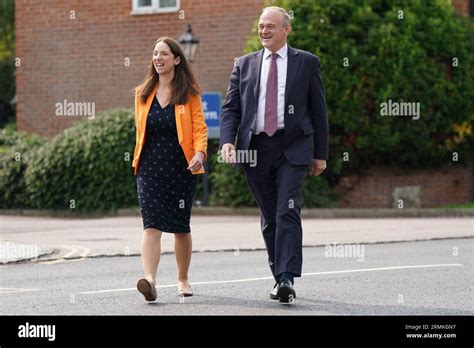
[0,238,472,315]
[1,215,473,262]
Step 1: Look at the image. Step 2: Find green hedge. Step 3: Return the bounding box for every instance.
[0,110,336,210]
[0,129,46,208]
[24,109,137,212]
[1,109,214,212]
[209,150,256,207]
[209,150,338,208]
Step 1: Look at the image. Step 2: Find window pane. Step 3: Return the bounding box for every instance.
[159,0,177,8]
[138,0,152,7]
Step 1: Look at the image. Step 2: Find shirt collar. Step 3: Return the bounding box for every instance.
[264,43,288,60]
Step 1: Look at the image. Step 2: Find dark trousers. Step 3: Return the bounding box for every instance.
[244,131,309,280]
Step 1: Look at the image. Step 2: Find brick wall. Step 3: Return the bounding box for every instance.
[337,165,473,208]
[15,0,264,138]
[452,0,471,16]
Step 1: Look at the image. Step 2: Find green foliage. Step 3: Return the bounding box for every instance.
[302,175,339,208]
[24,109,137,213]
[0,0,15,126]
[209,151,338,208]
[0,57,15,126]
[209,153,256,207]
[0,0,14,59]
[1,109,337,210]
[247,0,474,173]
[0,129,46,208]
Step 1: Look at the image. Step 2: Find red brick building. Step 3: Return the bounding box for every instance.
[15,0,264,138]
[452,0,473,15]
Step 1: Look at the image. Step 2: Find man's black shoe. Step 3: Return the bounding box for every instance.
[276,280,296,304]
[270,283,279,300]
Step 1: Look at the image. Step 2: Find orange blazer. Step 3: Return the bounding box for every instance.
[132,85,208,176]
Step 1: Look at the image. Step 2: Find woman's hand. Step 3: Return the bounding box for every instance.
[187,152,205,171]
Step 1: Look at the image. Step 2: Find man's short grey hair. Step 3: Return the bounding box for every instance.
[262,6,291,27]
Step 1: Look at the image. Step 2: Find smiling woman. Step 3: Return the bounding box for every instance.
[132,37,208,303]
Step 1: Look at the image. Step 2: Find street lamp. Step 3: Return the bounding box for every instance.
[178,24,199,63]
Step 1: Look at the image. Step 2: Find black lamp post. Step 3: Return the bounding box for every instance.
[178,24,199,63]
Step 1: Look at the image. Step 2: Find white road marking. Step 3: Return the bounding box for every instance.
[39,245,90,264]
[78,246,91,258]
[303,263,464,276]
[64,246,79,258]
[67,246,91,262]
[0,288,40,294]
[38,245,77,265]
[79,263,463,295]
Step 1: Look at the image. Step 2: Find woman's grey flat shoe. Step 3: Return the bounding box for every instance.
[178,285,193,297]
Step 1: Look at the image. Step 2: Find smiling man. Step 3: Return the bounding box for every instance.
[220,6,329,304]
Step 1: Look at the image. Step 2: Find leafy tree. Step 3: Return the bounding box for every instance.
[247,0,474,176]
[0,0,15,127]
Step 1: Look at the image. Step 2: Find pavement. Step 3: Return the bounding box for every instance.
[0,214,473,263]
[1,212,472,316]
[0,238,472,315]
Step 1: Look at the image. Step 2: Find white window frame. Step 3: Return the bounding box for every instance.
[131,0,180,15]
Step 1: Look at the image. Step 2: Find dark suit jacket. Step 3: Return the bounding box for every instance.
[220,46,329,165]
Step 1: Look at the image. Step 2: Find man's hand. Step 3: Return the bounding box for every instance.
[311,159,327,176]
[187,152,205,171]
[221,143,236,164]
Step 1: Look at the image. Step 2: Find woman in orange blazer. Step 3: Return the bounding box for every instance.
[133,37,207,303]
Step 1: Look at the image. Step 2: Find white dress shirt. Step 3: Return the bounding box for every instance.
[253,43,288,134]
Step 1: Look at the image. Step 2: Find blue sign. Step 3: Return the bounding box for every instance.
[202,92,221,139]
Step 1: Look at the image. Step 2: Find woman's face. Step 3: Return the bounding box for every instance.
[153,41,180,76]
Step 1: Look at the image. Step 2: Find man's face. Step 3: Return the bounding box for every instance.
[258,10,291,52]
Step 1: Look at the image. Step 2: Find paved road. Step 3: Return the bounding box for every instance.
[1,215,473,262]
[0,238,472,315]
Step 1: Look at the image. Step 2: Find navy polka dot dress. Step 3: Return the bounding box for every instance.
[136,96,197,233]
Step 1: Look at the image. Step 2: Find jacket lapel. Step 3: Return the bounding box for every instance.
[250,49,264,105]
[174,103,184,144]
[139,84,158,141]
[285,46,300,107]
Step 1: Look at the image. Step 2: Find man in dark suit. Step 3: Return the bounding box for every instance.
[220,6,329,304]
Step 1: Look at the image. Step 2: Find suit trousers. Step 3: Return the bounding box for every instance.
[243,130,309,279]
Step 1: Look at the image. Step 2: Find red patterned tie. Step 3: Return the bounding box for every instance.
[264,52,278,136]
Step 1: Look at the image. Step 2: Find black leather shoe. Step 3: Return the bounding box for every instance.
[270,283,279,300]
[276,280,296,304]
